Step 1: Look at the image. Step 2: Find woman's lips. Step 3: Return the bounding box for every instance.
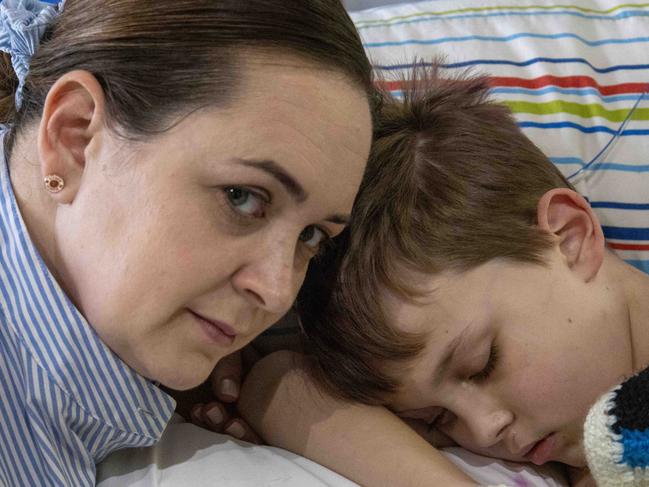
[188,309,236,346]
[525,433,557,465]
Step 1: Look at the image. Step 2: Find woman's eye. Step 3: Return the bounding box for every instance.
[299,225,329,251]
[224,187,267,218]
[469,344,499,384]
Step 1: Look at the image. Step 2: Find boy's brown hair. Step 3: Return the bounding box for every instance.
[298,63,574,405]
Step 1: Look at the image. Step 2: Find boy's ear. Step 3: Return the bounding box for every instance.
[537,188,605,281]
[37,70,107,204]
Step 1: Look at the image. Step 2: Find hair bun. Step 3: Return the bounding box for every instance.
[0,52,18,124]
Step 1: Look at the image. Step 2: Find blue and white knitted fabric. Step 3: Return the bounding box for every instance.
[584,365,649,486]
[0,128,175,486]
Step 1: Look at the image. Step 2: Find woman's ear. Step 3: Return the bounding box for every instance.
[37,70,107,204]
[537,188,605,281]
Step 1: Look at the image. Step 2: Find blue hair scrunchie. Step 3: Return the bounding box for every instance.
[0,0,65,111]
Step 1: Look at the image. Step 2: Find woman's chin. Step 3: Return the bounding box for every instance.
[160,375,208,391]
[121,342,223,391]
[145,361,214,391]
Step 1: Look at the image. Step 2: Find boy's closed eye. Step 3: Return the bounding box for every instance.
[468,343,499,383]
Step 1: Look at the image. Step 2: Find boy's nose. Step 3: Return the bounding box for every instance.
[469,409,514,449]
[453,394,514,450]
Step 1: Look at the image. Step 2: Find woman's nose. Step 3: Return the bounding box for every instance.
[231,238,298,315]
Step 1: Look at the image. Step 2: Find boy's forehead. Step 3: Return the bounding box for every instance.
[380,270,472,335]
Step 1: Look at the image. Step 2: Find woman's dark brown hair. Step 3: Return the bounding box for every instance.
[0,0,374,151]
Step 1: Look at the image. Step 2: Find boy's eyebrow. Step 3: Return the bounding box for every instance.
[237,158,307,203]
[431,325,472,387]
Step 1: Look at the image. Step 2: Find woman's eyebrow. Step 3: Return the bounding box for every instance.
[237,158,307,203]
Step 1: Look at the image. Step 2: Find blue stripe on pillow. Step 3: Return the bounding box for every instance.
[374,58,649,73]
[602,226,649,240]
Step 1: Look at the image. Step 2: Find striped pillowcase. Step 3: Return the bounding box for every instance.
[352,0,649,274]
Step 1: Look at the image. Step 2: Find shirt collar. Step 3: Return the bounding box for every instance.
[0,129,175,441]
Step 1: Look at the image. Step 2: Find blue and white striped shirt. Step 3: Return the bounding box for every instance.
[0,131,175,486]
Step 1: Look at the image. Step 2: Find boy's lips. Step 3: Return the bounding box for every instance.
[524,433,557,465]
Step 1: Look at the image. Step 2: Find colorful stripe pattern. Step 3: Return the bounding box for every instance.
[352,0,649,274]
[0,130,175,485]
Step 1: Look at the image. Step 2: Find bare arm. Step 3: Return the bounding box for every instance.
[239,350,477,487]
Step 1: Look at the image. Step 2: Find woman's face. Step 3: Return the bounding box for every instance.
[54,60,372,390]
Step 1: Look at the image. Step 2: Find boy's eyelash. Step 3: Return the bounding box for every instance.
[469,344,499,383]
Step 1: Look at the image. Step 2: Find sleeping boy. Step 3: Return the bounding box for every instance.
[238,65,649,487]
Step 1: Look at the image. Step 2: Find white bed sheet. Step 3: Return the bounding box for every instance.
[97,416,568,487]
[97,416,357,487]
